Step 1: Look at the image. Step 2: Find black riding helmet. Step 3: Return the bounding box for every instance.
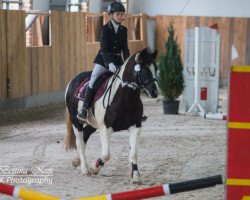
[107,2,125,14]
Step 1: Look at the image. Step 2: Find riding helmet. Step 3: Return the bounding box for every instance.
[107,2,125,14]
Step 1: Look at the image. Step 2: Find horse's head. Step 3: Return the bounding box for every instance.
[132,48,158,98]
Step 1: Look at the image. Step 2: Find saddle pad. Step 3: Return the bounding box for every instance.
[75,76,111,105]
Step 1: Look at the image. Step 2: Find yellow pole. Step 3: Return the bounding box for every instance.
[18,188,60,200]
[76,194,108,200]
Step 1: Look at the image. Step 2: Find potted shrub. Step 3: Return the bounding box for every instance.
[157,21,184,114]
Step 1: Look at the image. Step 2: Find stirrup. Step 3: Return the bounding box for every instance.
[77,109,88,122]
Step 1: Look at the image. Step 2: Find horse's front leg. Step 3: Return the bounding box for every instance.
[90,127,112,175]
[129,126,142,184]
[72,126,90,175]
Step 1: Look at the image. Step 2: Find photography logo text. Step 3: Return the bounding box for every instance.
[0,165,54,185]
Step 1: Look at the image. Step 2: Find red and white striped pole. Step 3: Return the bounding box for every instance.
[0,175,222,200]
[77,175,222,200]
[0,182,60,200]
[204,113,227,120]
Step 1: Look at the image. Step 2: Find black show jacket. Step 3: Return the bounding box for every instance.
[93,21,130,68]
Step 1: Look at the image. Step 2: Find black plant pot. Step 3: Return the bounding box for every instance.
[162,100,180,114]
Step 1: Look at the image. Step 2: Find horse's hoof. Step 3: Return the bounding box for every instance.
[72,157,81,167]
[132,177,142,185]
[81,168,92,176]
[90,166,101,175]
[90,167,100,175]
[132,171,142,184]
[132,177,142,184]
[81,172,92,176]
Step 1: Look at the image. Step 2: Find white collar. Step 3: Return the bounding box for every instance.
[111,19,119,33]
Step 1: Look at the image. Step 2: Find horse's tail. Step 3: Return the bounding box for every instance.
[64,108,76,150]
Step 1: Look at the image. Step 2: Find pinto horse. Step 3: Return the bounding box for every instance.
[64,48,158,183]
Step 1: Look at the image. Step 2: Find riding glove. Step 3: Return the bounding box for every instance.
[108,63,117,73]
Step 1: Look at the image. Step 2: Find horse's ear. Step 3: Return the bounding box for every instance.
[151,49,158,60]
[135,48,148,62]
[140,48,148,60]
[135,52,140,62]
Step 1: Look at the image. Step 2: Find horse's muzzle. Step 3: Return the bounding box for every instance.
[150,89,158,98]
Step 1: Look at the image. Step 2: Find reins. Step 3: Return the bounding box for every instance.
[102,67,140,109]
[102,58,157,109]
[102,67,122,108]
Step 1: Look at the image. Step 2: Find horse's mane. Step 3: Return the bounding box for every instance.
[120,54,137,83]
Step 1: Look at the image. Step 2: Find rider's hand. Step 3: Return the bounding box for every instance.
[108,63,117,73]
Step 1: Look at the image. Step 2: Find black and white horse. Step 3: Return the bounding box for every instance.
[64,48,158,183]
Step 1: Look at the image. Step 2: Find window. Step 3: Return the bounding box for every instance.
[26,12,51,47]
[101,0,128,13]
[2,0,32,11]
[3,0,22,10]
[65,0,89,12]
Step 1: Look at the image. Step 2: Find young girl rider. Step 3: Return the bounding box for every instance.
[77,2,129,121]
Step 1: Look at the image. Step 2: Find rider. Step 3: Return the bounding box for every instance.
[77,1,129,121]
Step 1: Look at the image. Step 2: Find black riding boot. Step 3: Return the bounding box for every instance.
[77,86,95,121]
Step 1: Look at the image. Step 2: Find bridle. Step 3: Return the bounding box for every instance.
[134,62,157,90]
[102,60,157,108]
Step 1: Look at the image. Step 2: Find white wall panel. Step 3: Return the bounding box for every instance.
[33,0,50,10]
[129,0,250,17]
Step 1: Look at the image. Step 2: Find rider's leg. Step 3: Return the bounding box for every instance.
[77,85,95,121]
[77,64,108,121]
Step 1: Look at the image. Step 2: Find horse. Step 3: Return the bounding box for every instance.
[64,48,158,184]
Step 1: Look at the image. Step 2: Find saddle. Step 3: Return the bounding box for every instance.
[75,72,113,105]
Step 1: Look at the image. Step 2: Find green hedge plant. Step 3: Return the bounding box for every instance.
[157,21,184,101]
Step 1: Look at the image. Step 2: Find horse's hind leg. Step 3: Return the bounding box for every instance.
[73,125,96,175]
[90,127,112,175]
[72,125,96,167]
[129,126,142,184]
